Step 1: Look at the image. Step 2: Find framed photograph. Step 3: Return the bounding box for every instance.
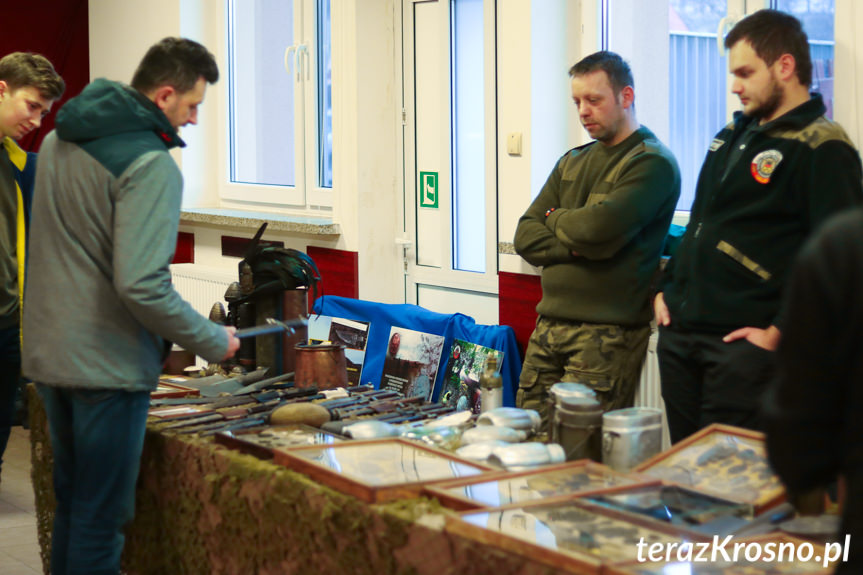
[271,438,495,503]
[425,460,654,511]
[606,533,836,574]
[635,424,785,514]
[215,424,344,460]
[445,497,710,575]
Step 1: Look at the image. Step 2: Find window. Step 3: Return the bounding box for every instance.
[605,0,835,214]
[226,0,333,208]
[668,0,728,213]
[451,0,485,273]
[774,0,835,117]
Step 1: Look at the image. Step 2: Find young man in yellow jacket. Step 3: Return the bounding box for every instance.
[0,52,64,482]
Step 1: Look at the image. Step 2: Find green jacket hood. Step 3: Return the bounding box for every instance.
[55,78,185,149]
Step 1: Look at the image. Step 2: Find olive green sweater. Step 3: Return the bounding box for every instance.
[514,126,680,326]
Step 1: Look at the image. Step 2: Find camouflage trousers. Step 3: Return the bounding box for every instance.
[516,316,651,432]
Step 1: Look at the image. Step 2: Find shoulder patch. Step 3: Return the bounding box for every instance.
[772,116,856,149]
[709,138,725,151]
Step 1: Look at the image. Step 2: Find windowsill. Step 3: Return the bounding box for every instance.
[180,208,341,236]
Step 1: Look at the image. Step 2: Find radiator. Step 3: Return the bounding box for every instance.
[634,330,671,450]
[170,263,237,319]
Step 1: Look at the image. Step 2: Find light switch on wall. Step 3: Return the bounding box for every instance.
[507,132,522,156]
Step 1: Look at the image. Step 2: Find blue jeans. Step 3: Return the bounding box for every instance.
[0,325,21,475]
[37,384,150,575]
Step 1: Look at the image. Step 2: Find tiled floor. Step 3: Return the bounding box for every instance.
[0,427,43,575]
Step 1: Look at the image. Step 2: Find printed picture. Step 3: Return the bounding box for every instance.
[440,340,503,414]
[307,315,371,385]
[379,327,446,400]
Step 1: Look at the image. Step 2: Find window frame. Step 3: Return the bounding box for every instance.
[220,0,334,211]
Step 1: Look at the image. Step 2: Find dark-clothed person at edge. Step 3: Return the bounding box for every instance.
[764,207,863,575]
[655,9,863,444]
[22,38,240,575]
[514,51,681,429]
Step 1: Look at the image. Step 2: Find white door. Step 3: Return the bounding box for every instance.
[399,0,499,325]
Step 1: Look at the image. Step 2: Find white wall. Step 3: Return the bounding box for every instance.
[345,0,401,303]
[495,0,532,277]
[835,0,863,148]
[89,0,180,82]
[607,0,670,145]
[497,0,590,276]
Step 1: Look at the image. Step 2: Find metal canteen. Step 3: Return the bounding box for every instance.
[461,425,527,444]
[399,425,462,450]
[455,440,511,462]
[601,407,663,472]
[342,420,400,439]
[488,442,566,471]
[476,407,541,435]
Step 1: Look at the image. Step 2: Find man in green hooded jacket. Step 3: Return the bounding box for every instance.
[23,38,240,575]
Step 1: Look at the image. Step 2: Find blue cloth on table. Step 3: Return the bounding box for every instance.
[313,296,521,407]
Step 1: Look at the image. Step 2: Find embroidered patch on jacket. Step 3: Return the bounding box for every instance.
[750,149,783,184]
[709,138,725,151]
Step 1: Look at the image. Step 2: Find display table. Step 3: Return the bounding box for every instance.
[27,385,569,575]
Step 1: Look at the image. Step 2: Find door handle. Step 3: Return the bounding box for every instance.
[284,45,297,76]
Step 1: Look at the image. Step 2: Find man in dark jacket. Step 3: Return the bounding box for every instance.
[765,207,863,574]
[0,52,64,483]
[23,39,240,575]
[655,10,863,443]
[514,51,680,428]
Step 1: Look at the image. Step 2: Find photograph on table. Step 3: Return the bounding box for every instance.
[308,314,371,385]
[379,327,445,400]
[439,339,504,414]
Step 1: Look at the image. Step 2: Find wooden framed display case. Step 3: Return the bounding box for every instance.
[424,459,654,511]
[583,481,755,536]
[215,424,344,460]
[606,533,837,574]
[634,424,785,514]
[271,438,496,503]
[444,496,711,575]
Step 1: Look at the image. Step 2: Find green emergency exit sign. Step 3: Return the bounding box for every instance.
[419,171,438,208]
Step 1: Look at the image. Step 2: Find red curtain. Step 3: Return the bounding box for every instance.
[0,0,89,152]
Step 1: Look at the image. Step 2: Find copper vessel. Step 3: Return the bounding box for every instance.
[294,343,348,390]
